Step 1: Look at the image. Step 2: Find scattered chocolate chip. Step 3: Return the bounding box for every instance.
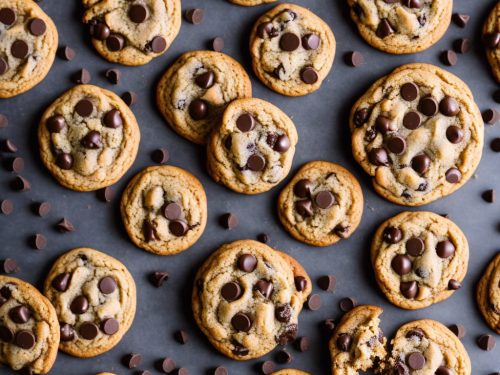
[148,36,167,53]
[143,220,156,240]
[294,179,313,198]
[411,153,431,174]
[185,8,203,24]
[211,37,224,52]
[336,333,352,351]
[260,360,275,374]
[453,38,471,54]
[105,68,121,84]
[47,115,66,133]
[56,153,73,169]
[104,109,124,128]
[257,233,269,243]
[212,367,228,375]
[406,237,424,256]
[1,258,18,274]
[407,352,426,370]
[99,276,116,294]
[439,97,460,116]
[9,305,31,323]
[14,330,35,349]
[72,68,91,84]
[383,226,402,243]
[436,240,455,258]
[418,96,438,117]
[275,304,292,323]
[151,148,170,164]
[448,279,461,290]
[222,281,243,301]
[75,99,93,117]
[440,50,457,66]
[280,32,300,51]
[52,273,70,291]
[345,51,364,67]
[300,67,318,84]
[58,46,75,61]
[169,219,188,236]
[339,297,356,312]
[236,113,255,132]
[317,275,336,292]
[483,32,500,49]
[452,13,470,27]
[0,325,13,342]
[294,276,307,292]
[80,130,102,149]
[70,295,89,314]
[238,254,257,272]
[189,99,208,120]
[4,156,23,173]
[400,280,418,299]
[174,329,189,344]
[232,312,252,332]
[446,126,463,144]
[276,348,292,364]
[435,366,453,375]
[11,40,29,59]
[406,329,424,340]
[295,336,310,352]
[59,323,75,342]
[220,213,238,230]
[0,58,8,75]
[354,108,370,127]
[124,353,142,368]
[386,136,406,155]
[101,318,119,335]
[257,22,277,38]
[400,82,419,101]
[477,334,496,351]
[494,90,500,103]
[254,280,273,298]
[274,135,290,153]
[195,71,215,89]
[295,199,313,217]
[29,18,46,36]
[322,318,335,333]
[0,114,7,128]
[368,147,389,166]
[149,271,169,288]
[56,217,74,233]
[30,233,47,250]
[482,189,496,203]
[391,255,412,275]
[376,18,394,38]
[11,176,30,192]
[1,138,17,152]
[106,34,125,51]
[129,4,148,23]
[160,357,176,373]
[122,91,138,106]
[302,34,320,50]
[375,115,394,134]
[402,0,422,8]
[0,8,16,26]
[0,199,13,215]
[79,321,99,340]
[96,187,114,203]
[90,22,110,40]
[445,167,461,183]
[306,294,322,311]
[247,154,266,171]
[315,191,335,209]
[483,108,500,124]
[449,324,466,339]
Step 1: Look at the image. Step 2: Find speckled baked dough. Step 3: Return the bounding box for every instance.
[229,0,276,6]
[371,211,468,310]
[82,0,181,66]
[483,1,500,83]
[250,3,336,96]
[120,165,207,256]
[350,63,483,206]
[347,0,452,54]
[386,320,471,375]
[0,276,59,374]
[329,305,387,375]
[0,0,58,98]
[477,253,500,334]
[271,370,311,375]
[278,161,364,247]
[157,50,252,144]
[207,98,298,194]
[192,240,312,360]
[38,84,140,192]
[43,248,136,358]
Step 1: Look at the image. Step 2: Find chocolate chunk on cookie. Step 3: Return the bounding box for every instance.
[482,1,500,82]
[476,252,500,334]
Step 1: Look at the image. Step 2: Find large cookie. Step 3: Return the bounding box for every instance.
[207,98,298,194]
[120,165,207,256]
[156,50,252,144]
[43,248,136,358]
[0,0,58,98]
[477,252,500,334]
[249,3,336,96]
[0,276,60,374]
[38,84,140,191]
[192,240,312,360]
[347,0,452,54]
[82,0,181,66]
[482,1,500,83]
[350,63,483,206]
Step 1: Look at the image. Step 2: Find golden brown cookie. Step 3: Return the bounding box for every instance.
[482,1,500,82]
[271,370,311,375]
[229,0,276,6]
[477,252,500,334]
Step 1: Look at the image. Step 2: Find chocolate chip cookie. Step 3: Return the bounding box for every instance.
[271,370,310,375]
[120,165,207,256]
[0,275,60,374]
[82,0,181,66]
[38,84,140,191]
[0,0,58,98]
[350,63,483,206]
[278,161,364,247]
[229,0,276,6]
[249,3,336,96]
[347,0,452,54]
[371,211,468,310]
[156,50,252,144]
[477,252,500,334]
[483,1,500,82]
[207,98,298,194]
[192,239,312,360]
[43,248,136,358]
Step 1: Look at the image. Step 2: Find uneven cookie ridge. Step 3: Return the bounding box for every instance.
[229,0,276,6]
[477,252,500,334]
[482,1,500,83]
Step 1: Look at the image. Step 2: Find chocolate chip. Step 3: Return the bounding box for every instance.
[0,200,13,215]
[56,153,73,170]
[402,0,422,7]
[143,220,156,242]
[52,273,71,291]
[75,99,93,117]
[81,130,102,149]
[169,219,188,236]
[1,139,17,152]
[174,330,189,344]
[406,237,424,256]
[148,149,170,166]
[14,330,35,349]
[375,115,393,134]
[9,305,31,323]
[220,213,238,230]
[386,136,406,155]
[354,108,370,127]
[211,37,224,52]
[376,19,394,38]
[257,22,277,38]
[276,349,292,364]
[70,295,89,314]
[452,13,470,27]
[345,51,364,67]
[406,329,424,340]
[435,366,453,375]
[318,275,336,292]
[369,147,390,166]
[257,233,269,243]
[448,279,461,290]
[60,323,75,341]
[400,82,419,101]
[439,97,460,116]
[274,135,290,153]
[453,38,471,54]
[494,90,500,103]
[411,153,431,175]
[492,138,500,153]
[483,108,500,124]
[149,271,168,287]
[103,109,123,129]
[124,353,142,368]
[295,336,310,352]
[5,157,24,173]
[96,187,114,203]
[99,276,117,294]
[336,333,352,351]
[383,226,402,243]
[80,321,99,340]
[189,99,208,120]
[90,22,110,40]
[0,325,13,342]
[212,367,228,375]
[447,323,466,339]
[407,352,426,370]
[254,280,273,298]
[185,8,203,24]
[391,255,412,275]
[56,217,74,233]
[2,258,18,274]
[436,240,455,258]
[195,71,215,89]
[483,33,499,48]
[300,67,318,84]
[445,167,461,183]
[294,179,313,198]
[0,113,7,128]
[400,280,418,299]
[72,68,91,84]
[306,294,321,311]
[446,126,463,144]
[339,297,356,312]
[322,318,335,334]
[30,233,47,250]
[0,58,8,75]
[231,312,252,332]
[295,199,313,217]
[275,304,292,322]
[260,360,275,374]
[314,191,334,209]
[280,32,300,51]
[302,33,320,50]
[11,176,30,192]
[29,18,46,36]
[58,46,76,61]
[104,68,121,85]
[440,50,457,66]
[221,282,242,301]
[236,113,255,132]
[11,40,29,59]
[161,357,176,373]
[0,8,16,26]
[238,254,257,272]
[122,91,138,106]
[129,4,148,23]
[477,334,496,351]
[247,154,266,171]
[149,36,167,53]
[482,189,496,203]
[334,224,350,238]
[294,276,307,292]
[101,318,119,335]
[107,33,126,51]
[47,115,66,133]
[418,96,438,116]
[163,202,181,221]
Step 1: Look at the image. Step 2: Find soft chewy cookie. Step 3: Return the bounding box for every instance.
[0,0,58,98]
[371,211,468,310]
[278,161,363,247]
[483,1,500,83]
[229,0,276,6]
[271,371,311,375]
[157,51,252,144]
[43,248,136,357]
[329,305,387,375]
[249,3,335,96]
[0,276,59,374]
[38,84,140,191]
[192,240,312,360]
[347,0,452,54]
[207,98,298,194]
[477,253,500,334]
[121,165,207,256]
[82,0,181,66]
[350,63,483,206]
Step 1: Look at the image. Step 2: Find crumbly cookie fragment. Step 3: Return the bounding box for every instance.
[477,253,500,334]
[482,1,500,82]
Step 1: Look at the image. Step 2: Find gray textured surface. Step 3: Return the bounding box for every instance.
[1,0,499,374]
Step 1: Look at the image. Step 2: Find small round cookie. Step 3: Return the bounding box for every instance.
[371,211,468,310]
[82,0,181,66]
[249,3,336,96]
[207,98,298,194]
[192,240,312,360]
[0,0,58,98]
[43,248,136,358]
[157,50,252,144]
[271,371,311,375]
[350,63,483,206]
[38,84,140,192]
[387,319,471,375]
[0,276,60,374]
[329,305,387,375]
[477,252,500,334]
[229,0,276,6]
[482,1,500,83]
[121,165,207,256]
[278,161,363,247]
[347,0,452,54]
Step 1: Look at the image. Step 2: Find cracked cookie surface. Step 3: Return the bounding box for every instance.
[120,165,207,256]
[156,50,252,144]
[350,63,483,206]
[477,252,500,334]
[207,98,298,194]
[250,3,335,96]
[278,161,363,247]
[192,240,311,360]
[482,1,500,83]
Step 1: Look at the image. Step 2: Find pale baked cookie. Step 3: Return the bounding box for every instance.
[0,276,59,374]
[229,0,276,6]
[38,84,140,192]
[329,305,387,375]
[278,161,363,247]
[0,0,58,98]
[271,370,311,375]
[207,98,298,194]
[82,0,181,66]
[156,50,252,144]
[350,63,483,206]
[347,0,452,54]
[192,240,312,360]
[482,1,500,83]
[477,252,500,334]
[249,3,336,96]
[120,165,207,256]
[43,248,136,358]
